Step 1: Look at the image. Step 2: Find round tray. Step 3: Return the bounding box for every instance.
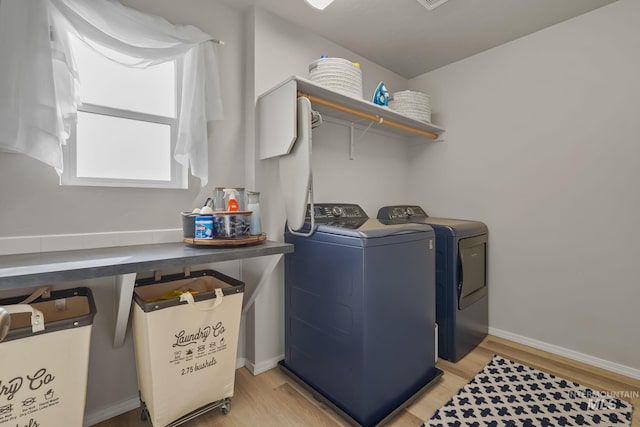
[183,234,267,247]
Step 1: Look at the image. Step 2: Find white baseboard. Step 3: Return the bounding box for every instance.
[245,354,284,376]
[489,327,640,380]
[83,395,140,427]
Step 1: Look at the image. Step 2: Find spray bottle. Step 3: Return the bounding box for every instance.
[223,188,240,212]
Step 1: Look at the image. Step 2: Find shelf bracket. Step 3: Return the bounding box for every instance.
[241,254,284,315]
[113,272,136,348]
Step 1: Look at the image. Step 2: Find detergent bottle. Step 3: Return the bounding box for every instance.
[223,188,240,211]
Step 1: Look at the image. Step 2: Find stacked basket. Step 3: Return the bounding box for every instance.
[309,57,363,99]
[389,90,431,123]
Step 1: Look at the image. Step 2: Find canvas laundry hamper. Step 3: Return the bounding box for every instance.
[0,287,96,427]
[132,270,244,426]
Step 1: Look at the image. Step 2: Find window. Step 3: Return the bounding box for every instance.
[0,1,221,185]
[61,36,187,189]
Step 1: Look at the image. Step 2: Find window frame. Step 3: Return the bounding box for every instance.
[60,53,187,189]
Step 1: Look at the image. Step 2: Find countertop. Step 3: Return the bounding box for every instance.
[0,241,294,290]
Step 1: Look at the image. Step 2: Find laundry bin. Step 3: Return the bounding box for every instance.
[0,287,96,427]
[131,270,244,426]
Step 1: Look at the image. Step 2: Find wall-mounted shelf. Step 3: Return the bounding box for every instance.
[258,76,445,160]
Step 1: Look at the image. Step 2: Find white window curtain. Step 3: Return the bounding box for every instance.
[0,0,223,186]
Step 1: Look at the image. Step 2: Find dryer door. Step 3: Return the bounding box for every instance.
[457,234,488,310]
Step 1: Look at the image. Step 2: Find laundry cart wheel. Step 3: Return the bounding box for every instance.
[221,398,231,415]
[140,403,150,422]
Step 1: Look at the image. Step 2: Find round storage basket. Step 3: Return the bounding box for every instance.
[389,90,432,123]
[309,57,363,99]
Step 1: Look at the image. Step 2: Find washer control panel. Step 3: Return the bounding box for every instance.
[305,204,368,229]
[308,204,367,220]
[380,205,428,220]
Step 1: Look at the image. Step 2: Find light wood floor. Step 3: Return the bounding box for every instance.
[94,335,639,426]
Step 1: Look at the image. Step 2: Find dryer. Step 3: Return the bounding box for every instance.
[377,205,488,362]
[282,204,442,427]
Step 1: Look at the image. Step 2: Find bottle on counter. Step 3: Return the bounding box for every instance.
[246,191,262,235]
[223,188,240,212]
[195,215,213,239]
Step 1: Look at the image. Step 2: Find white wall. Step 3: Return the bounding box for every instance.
[252,6,413,229]
[0,0,249,423]
[408,0,640,371]
[0,3,245,238]
[245,7,414,371]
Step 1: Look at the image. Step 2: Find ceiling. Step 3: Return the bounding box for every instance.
[222,0,617,78]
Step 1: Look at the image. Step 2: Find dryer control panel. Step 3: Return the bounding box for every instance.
[378,205,428,220]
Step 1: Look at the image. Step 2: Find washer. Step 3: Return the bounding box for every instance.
[282,203,442,427]
[377,205,488,362]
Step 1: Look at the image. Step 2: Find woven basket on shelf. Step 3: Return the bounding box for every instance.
[309,57,363,99]
[389,90,431,123]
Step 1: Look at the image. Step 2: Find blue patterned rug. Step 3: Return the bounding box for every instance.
[423,355,633,427]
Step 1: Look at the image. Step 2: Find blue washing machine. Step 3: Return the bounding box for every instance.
[282,204,442,427]
[377,206,488,362]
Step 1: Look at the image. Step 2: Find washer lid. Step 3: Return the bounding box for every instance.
[316,219,431,238]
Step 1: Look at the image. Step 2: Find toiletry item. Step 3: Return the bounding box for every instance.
[246,191,262,235]
[372,81,389,106]
[195,215,213,239]
[223,188,240,212]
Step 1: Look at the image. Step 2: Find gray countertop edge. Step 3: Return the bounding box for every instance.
[0,241,294,290]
